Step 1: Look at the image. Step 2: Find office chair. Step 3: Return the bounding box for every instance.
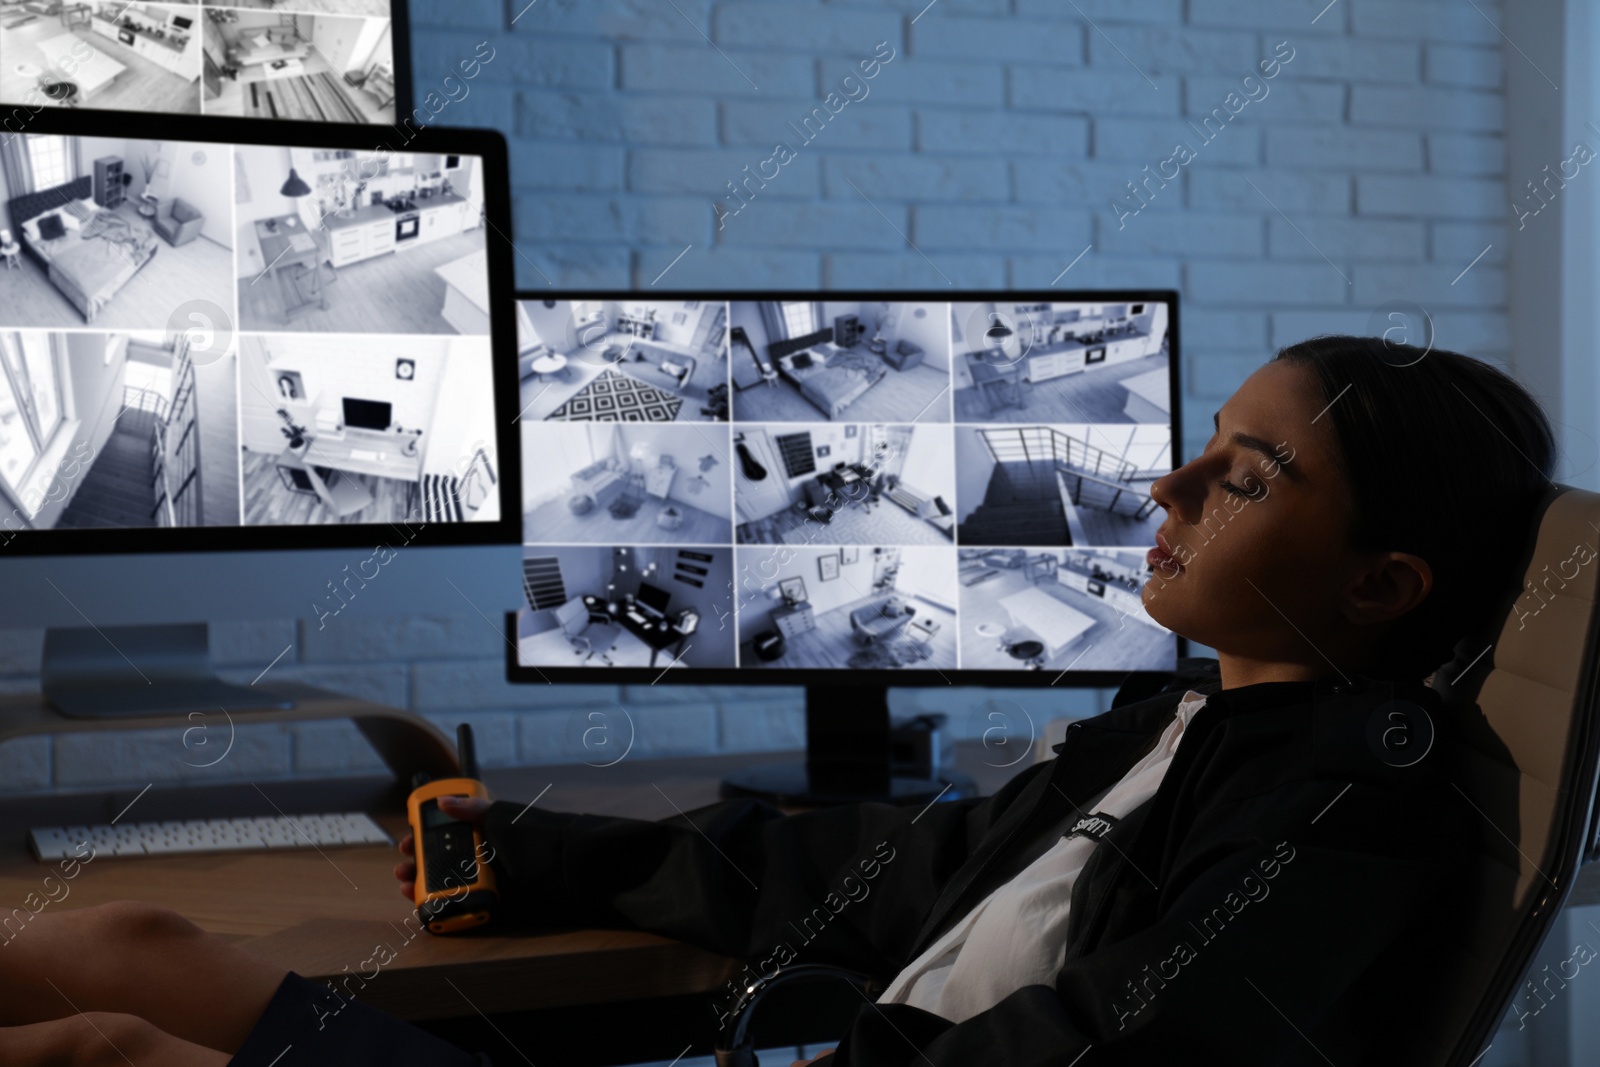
[1393,482,1600,1066]
[712,484,1600,1066]
[554,597,621,666]
[303,464,373,519]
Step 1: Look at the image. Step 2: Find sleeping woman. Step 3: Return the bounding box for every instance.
[0,335,1556,1066]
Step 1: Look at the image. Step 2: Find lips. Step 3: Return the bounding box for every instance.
[1148,530,1184,574]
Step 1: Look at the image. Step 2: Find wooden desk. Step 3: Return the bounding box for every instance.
[298,431,424,482]
[0,717,1023,1022]
[818,463,875,506]
[254,215,325,323]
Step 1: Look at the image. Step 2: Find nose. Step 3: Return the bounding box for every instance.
[1148,453,1210,525]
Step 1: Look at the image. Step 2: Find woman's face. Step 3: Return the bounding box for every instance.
[1142,359,1392,678]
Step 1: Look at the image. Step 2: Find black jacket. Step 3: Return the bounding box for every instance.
[483,667,1474,1066]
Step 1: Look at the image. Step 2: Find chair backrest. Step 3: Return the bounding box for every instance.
[554,597,588,638]
[1403,484,1600,1065]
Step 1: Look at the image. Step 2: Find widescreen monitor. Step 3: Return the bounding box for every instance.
[343,396,392,431]
[0,0,414,125]
[507,291,1184,691]
[0,109,521,712]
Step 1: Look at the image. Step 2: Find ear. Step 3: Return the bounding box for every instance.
[1340,551,1433,626]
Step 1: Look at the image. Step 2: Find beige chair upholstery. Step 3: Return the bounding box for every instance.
[1402,484,1600,1065]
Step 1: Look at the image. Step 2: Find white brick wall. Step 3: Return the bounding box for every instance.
[0,617,1112,793]
[5,0,1513,792]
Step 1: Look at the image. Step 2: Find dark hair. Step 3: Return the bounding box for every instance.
[1273,336,1556,683]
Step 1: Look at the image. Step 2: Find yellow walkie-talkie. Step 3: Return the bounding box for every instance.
[407,724,498,934]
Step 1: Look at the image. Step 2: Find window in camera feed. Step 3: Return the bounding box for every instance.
[0,4,400,123]
[513,298,1181,674]
[0,134,499,534]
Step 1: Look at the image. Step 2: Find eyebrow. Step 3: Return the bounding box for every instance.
[1213,409,1304,482]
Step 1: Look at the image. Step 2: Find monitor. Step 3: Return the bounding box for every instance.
[507,291,1184,802]
[0,1,414,127]
[343,397,392,431]
[635,581,670,615]
[0,108,521,718]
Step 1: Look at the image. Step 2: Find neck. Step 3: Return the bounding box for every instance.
[1215,653,1341,691]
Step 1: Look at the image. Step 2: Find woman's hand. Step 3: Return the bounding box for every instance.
[394,795,493,902]
[791,1050,835,1066]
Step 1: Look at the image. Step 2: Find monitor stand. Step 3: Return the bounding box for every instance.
[719,684,974,807]
[41,624,297,719]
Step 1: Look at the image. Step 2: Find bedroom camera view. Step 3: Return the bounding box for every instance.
[0,3,398,124]
[0,135,233,329]
[0,133,503,535]
[729,299,952,424]
[512,295,1180,672]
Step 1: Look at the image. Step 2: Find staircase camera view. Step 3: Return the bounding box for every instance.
[512,296,1181,674]
[0,134,503,535]
[0,330,237,530]
[0,3,400,125]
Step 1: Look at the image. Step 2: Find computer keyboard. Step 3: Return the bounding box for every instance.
[627,610,647,624]
[29,812,393,862]
[349,448,383,461]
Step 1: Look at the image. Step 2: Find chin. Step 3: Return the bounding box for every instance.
[1142,582,1197,644]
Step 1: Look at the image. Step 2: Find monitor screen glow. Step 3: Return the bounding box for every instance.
[0,128,505,545]
[0,3,410,126]
[511,292,1183,683]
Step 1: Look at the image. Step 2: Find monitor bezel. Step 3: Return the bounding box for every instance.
[0,108,521,557]
[505,287,1186,689]
[2,5,417,126]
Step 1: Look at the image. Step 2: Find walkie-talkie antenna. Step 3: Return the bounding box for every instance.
[456,723,479,779]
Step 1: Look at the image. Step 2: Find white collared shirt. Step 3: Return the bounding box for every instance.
[878,690,1210,1022]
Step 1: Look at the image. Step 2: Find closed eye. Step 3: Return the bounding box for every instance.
[1218,477,1265,500]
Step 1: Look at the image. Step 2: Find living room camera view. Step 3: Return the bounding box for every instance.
[735,545,958,671]
[201,11,396,123]
[517,299,730,424]
[0,135,506,535]
[521,423,733,546]
[512,296,1179,672]
[0,3,397,123]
